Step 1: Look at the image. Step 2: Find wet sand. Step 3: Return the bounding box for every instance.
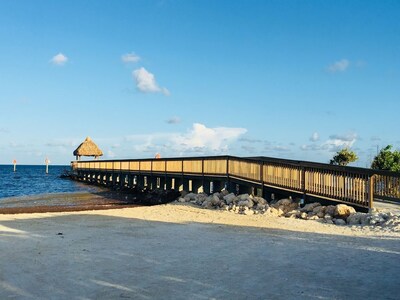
[0,190,142,214]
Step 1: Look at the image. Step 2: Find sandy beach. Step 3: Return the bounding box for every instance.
[1,193,400,299]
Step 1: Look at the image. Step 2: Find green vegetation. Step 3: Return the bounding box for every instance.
[371,145,400,172]
[330,148,358,166]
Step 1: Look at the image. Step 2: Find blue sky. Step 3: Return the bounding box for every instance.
[0,0,399,166]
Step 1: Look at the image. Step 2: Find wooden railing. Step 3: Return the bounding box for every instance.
[72,155,400,208]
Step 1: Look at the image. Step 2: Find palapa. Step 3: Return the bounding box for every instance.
[73,136,103,160]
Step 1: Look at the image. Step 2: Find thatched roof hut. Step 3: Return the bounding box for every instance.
[73,136,103,160]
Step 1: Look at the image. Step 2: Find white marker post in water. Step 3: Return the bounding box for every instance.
[13,159,17,172]
[45,157,50,174]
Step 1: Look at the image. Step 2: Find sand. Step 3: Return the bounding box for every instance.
[1,195,400,299]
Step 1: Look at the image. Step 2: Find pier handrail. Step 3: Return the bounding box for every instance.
[71,155,400,208]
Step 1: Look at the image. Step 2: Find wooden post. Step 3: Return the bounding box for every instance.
[368,175,375,209]
[45,158,50,174]
[259,161,264,198]
[301,166,306,203]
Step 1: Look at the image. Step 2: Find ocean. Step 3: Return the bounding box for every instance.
[0,165,98,199]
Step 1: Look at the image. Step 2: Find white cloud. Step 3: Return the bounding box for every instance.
[328,133,357,143]
[133,67,169,95]
[239,137,263,144]
[310,132,320,142]
[123,123,247,156]
[121,52,140,63]
[301,133,357,153]
[327,59,349,73]
[166,116,181,124]
[264,144,291,153]
[300,144,325,151]
[50,53,68,66]
[172,123,247,152]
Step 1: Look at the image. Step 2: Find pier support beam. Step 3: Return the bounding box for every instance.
[192,179,204,194]
[183,178,190,192]
[238,184,253,195]
[210,180,222,193]
[137,175,145,189]
[174,178,184,191]
[165,177,173,190]
[159,177,166,190]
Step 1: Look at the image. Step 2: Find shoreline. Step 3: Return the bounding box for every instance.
[0,199,398,238]
[0,190,142,214]
[1,190,399,237]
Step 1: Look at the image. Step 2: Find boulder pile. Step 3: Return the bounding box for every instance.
[176,191,400,231]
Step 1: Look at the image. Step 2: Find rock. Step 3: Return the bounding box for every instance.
[238,194,250,201]
[335,204,356,219]
[346,212,366,225]
[307,212,316,218]
[312,206,326,215]
[369,207,379,214]
[325,205,336,216]
[223,193,238,205]
[213,192,221,199]
[202,201,213,209]
[244,209,254,216]
[300,212,308,219]
[369,215,387,226]
[141,189,182,205]
[266,207,281,217]
[253,197,267,205]
[256,203,269,211]
[211,195,221,205]
[237,199,254,208]
[324,214,333,221]
[308,215,320,220]
[275,198,292,207]
[334,218,347,226]
[178,197,186,203]
[360,214,370,225]
[380,213,390,221]
[220,190,230,197]
[185,193,196,201]
[301,202,321,213]
[287,210,300,218]
[273,198,299,214]
[194,194,208,205]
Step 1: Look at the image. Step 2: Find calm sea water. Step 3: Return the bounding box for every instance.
[0,165,97,199]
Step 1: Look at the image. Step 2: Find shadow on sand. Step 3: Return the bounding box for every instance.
[1,212,399,299]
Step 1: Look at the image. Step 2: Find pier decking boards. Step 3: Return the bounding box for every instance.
[71,156,400,209]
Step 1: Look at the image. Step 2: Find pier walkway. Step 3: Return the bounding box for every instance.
[71,155,400,209]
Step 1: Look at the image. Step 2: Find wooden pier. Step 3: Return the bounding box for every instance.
[71,155,400,209]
